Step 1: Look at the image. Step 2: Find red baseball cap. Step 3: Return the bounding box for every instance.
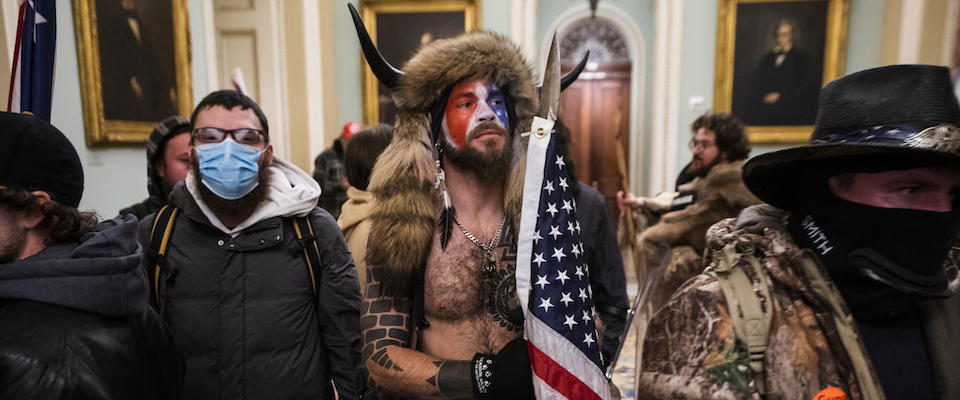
[341,122,364,139]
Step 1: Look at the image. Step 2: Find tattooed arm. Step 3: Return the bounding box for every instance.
[362,266,475,399]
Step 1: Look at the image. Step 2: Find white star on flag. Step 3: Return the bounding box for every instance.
[561,200,574,214]
[532,229,543,244]
[582,309,592,322]
[548,225,563,239]
[579,288,589,301]
[545,203,559,217]
[583,332,595,347]
[544,180,555,194]
[539,297,554,312]
[552,247,567,262]
[560,292,574,306]
[29,0,48,43]
[571,244,581,258]
[556,269,571,285]
[533,252,546,268]
[559,177,569,191]
[555,155,566,169]
[567,221,576,234]
[563,314,578,329]
[575,221,582,233]
[575,265,585,279]
[535,274,551,290]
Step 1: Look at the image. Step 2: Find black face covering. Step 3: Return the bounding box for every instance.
[791,185,960,319]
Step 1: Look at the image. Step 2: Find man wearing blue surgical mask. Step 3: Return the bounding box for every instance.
[136,90,364,400]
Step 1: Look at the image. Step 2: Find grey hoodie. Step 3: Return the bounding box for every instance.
[0,215,148,317]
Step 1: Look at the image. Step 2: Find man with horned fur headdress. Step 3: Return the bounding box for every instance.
[347,5,588,399]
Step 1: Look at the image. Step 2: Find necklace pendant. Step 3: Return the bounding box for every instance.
[482,254,496,273]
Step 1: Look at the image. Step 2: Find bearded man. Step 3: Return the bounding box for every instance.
[137,90,363,399]
[618,112,759,311]
[348,5,588,398]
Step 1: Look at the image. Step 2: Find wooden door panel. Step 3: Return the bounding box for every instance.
[558,63,632,222]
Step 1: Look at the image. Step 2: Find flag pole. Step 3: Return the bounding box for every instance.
[7,1,27,112]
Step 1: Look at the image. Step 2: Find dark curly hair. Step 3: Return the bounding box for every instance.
[0,188,98,245]
[691,112,750,161]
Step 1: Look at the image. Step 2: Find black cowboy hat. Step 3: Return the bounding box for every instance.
[743,64,960,210]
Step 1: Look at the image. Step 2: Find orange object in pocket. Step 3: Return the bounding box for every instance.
[812,387,846,400]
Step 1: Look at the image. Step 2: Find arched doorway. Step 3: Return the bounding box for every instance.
[559,18,632,221]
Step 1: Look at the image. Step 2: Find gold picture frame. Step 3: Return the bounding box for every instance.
[359,0,480,125]
[73,0,193,146]
[713,0,848,143]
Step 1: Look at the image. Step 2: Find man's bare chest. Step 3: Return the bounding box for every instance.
[423,230,522,333]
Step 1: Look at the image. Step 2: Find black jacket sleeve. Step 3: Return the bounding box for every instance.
[311,209,365,398]
[577,186,629,368]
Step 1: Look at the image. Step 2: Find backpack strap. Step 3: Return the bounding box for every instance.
[706,240,773,396]
[148,205,180,309]
[290,216,322,297]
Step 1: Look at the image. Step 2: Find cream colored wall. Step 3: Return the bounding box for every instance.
[206,0,338,174]
[883,0,958,65]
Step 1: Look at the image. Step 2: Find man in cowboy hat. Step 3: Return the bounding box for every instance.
[347,5,588,398]
[638,64,960,399]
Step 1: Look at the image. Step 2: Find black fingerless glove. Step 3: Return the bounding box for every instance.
[471,338,535,399]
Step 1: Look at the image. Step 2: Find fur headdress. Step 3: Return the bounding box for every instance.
[366,37,536,296]
[349,4,585,296]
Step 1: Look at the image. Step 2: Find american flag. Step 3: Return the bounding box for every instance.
[516,118,610,400]
[7,0,56,121]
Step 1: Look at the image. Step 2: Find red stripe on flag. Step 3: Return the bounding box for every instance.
[528,342,603,400]
[7,2,26,111]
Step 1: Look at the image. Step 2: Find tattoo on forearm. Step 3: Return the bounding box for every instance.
[426,360,473,398]
[362,266,413,374]
[371,348,404,371]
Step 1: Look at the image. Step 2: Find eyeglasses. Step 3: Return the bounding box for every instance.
[688,139,716,150]
[193,127,265,146]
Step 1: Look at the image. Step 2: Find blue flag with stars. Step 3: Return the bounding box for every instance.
[8,0,56,121]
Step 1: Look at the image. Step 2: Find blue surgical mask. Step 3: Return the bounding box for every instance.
[195,139,263,200]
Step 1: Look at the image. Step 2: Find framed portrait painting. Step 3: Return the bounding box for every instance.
[73,0,193,146]
[359,0,480,125]
[713,0,849,143]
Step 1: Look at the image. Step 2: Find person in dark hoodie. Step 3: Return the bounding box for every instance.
[0,112,182,399]
[119,115,192,219]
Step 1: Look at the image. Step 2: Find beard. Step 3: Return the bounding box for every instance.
[191,156,272,216]
[0,215,26,264]
[442,122,512,186]
[687,155,722,178]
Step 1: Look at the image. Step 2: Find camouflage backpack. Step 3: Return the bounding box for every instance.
[704,240,773,395]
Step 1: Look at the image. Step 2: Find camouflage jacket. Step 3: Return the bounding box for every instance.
[638,207,960,400]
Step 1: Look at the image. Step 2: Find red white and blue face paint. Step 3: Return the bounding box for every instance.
[442,78,510,149]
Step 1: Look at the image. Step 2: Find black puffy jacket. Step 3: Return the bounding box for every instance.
[0,216,182,399]
[138,183,364,400]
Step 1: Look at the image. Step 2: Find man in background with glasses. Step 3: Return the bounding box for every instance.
[617,112,759,311]
[136,90,364,399]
